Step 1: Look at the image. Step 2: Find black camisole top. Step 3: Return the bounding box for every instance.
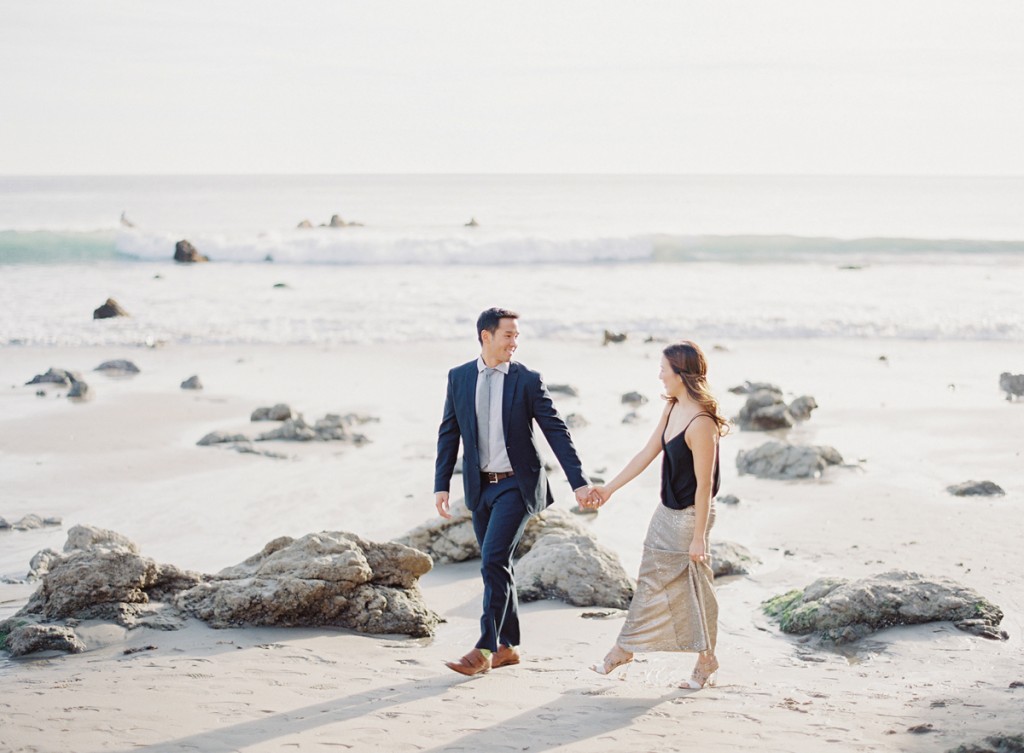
[660,405,721,510]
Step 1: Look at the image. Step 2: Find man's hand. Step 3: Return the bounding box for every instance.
[574,486,594,508]
[435,491,451,519]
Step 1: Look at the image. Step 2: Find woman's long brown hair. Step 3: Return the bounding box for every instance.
[662,340,730,437]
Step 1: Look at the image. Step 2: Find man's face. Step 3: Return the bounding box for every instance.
[482,318,520,363]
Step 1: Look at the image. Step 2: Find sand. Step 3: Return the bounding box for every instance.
[1,337,1022,752]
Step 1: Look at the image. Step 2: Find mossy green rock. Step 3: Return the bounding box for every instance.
[946,734,1024,753]
[762,570,1006,644]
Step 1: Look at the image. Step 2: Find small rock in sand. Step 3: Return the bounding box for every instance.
[251,403,293,422]
[999,372,1024,401]
[26,367,76,387]
[565,413,589,429]
[621,391,648,407]
[94,359,140,374]
[197,431,249,446]
[548,384,580,397]
[602,330,627,345]
[737,441,844,479]
[67,375,91,401]
[947,480,1005,497]
[180,375,203,390]
[716,494,740,505]
[729,381,782,395]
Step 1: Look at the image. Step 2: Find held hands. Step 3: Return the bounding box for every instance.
[435,491,451,519]
[577,485,611,510]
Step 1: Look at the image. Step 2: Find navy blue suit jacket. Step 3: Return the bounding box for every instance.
[434,359,588,515]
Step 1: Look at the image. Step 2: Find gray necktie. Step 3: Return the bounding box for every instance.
[477,368,496,468]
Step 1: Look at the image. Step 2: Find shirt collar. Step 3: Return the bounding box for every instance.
[477,356,510,374]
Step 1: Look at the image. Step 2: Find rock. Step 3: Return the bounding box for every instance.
[180,375,203,390]
[602,330,627,345]
[329,214,348,227]
[729,381,782,395]
[710,541,759,577]
[173,239,209,263]
[788,395,818,421]
[947,480,1005,497]
[565,413,588,429]
[738,389,794,430]
[12,514,44,531]
[94,359,140,374]
[272,282,288,289]
[93,297,129,319]
[35,390,46,397]
[197,431,249,446]
[548,384,580,397]
[999,372,1024,401]
[516,531,634,609]
[737,441,844,479]
[28,548,61,579]
[67,375,91,400]
[16,528,201,628]
[64,524,141,554]
[296,219,314,229]
[762,570,1007,644]
[257,416,318,442]
[715,494,740,505]
[175,532,439,637]
[0,517,7,529]
[1,623,85,657]
[621,391,648,407]
[396,506,587,565]
[946,734,1024,753]
[622,411,642,424]
[26,367,75,387]
[465,217,479,227]
[251,403,293,422]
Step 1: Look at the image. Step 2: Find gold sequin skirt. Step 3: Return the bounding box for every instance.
[616,503,717,654]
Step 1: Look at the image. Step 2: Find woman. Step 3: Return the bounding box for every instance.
[586,340,729,689]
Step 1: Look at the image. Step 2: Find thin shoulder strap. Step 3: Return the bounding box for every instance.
[661,401,677,446]
[682,411,715,435]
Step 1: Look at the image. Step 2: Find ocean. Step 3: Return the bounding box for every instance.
[1,174,1022,345]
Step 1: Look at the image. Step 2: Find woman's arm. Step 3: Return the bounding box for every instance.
[594,402,672,504]
[686,416,718,562]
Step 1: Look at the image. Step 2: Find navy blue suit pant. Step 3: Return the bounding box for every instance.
[472,476,531,652]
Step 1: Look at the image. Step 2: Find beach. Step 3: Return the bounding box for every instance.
[1,173,1023,751]
[1,332,1022,753]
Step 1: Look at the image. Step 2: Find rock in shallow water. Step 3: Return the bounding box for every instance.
[762,570,1007,644]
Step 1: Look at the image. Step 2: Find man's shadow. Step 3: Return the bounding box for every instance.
[106,674,674,752]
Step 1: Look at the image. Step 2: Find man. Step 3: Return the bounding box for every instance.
[434,307,592,676]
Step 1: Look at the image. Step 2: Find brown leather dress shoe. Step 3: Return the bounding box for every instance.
[491,645,521,668]
[444,648,492,676]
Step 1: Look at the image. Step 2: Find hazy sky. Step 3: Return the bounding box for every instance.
[2,1,1022,175]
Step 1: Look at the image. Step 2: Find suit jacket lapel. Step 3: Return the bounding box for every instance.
[502,362,518,442]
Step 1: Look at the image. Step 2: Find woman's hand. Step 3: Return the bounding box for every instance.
[689,537,710,565]
[585,485,611,509]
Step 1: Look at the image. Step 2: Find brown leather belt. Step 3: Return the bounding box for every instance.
[481,470,515,484]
